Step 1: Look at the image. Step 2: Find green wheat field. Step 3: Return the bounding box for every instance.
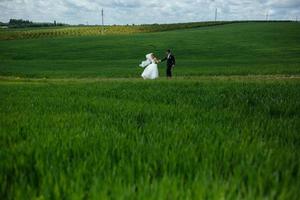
[1,22,300,199]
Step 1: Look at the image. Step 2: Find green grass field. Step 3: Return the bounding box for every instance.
[1,22,300,199]
[1,22,300,78]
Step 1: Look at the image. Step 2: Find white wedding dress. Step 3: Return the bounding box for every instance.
[140,53,159,80]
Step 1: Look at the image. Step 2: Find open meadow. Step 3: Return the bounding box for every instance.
[1,22,300,199]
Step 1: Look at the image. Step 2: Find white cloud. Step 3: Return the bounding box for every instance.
[0,0,299,24]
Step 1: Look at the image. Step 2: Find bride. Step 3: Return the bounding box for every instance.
[139,53,159,80]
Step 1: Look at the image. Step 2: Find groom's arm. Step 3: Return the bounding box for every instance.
[161,57,167,62]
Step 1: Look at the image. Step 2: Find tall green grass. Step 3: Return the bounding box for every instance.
[1,78,299,199]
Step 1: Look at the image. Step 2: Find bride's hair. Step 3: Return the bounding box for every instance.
[151,54,159,63]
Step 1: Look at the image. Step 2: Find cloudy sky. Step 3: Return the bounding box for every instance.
[0,0,299,25]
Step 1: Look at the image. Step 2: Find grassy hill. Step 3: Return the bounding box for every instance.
[1,22,300,199]
[0,22,299,78]
[0,21,232,40]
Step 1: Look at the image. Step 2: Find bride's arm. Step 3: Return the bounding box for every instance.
[153,57,159,64]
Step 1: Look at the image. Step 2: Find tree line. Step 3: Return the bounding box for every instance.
[0,19,68,28]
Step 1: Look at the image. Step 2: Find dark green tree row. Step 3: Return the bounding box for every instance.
[0,19,67,28]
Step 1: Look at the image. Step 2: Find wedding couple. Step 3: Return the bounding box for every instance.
[140,49,176,80]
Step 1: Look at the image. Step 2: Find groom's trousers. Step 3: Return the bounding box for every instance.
[167,66,173,77]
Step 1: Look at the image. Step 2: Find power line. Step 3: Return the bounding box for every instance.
[215,8,218,22]
[101,9,104,35]
[101,9,104,26]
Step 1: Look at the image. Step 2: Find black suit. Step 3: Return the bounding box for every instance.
[161,54,176,77]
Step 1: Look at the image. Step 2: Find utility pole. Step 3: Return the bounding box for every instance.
[266,11,269,21]
[101,9,104,35]
[215,8,218,22]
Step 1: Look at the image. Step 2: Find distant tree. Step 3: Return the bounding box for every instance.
[7,18,68,28]
[9,19,33,27]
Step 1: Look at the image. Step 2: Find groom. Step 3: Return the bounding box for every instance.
[161,49,176,78]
